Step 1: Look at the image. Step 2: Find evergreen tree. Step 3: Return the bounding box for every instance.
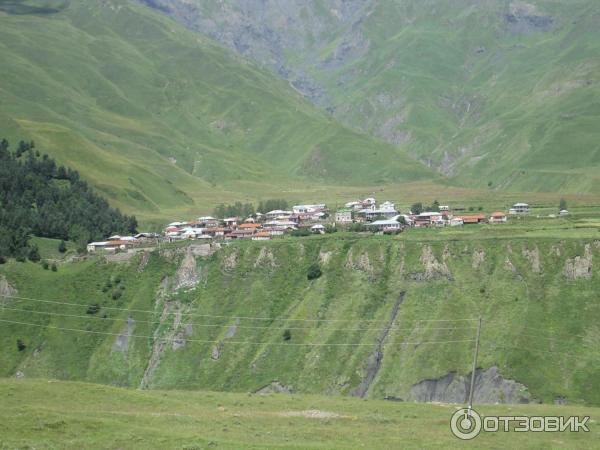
[559,198,568,211]
[0,139,137,261]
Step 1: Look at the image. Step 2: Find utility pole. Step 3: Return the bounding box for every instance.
[467,316,482,410]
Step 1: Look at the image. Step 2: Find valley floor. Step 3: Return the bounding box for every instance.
[0,379,598,449]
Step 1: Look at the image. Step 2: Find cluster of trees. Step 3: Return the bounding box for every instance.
[0,139,137,261]
[257,199,288,214]
[410,200,441,215]
[212,202,255,219]
[212,198,291,218]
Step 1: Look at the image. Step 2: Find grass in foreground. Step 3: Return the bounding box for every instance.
[0,379,598,449]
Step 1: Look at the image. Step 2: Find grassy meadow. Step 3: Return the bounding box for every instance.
[0,379,598,449]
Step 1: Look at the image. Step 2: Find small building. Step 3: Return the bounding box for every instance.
[181,227,201,239]
[335,209,353,223]
[510,203,530,215]
[344,201,362,210]
[366,215,404,231]
[458,214,487,224]
[239,223,262,231]
[292,204,326,214]
[223,217,239,227]
[265,210,292,220]
[559,209,569,216]
[87,241,109,252]
[489,212,507,223]
[449,217,464,227]
[311,224,326,234]
[252,231,271,241]
[230,230,255,239]
[416,212,444,227]
[358,201,398,221]
[198,216,219,227]
[264,227,285,236]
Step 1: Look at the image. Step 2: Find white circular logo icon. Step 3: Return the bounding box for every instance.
[450,408,482,440]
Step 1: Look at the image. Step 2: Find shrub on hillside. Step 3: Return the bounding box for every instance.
[291,228,311,237]
[16,339,26,352]
[28,245,40,263]
[86,304,100,315]
[307,263,322,280]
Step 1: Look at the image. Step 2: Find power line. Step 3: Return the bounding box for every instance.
[486,343,600,362]
[0,318,476,347]
[0,294,479,324]
[0,305,478,334]
[475,318,599,341]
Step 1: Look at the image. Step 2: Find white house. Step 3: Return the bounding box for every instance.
[489,212,507,223]
[265,210,293,219]
[223,217,239,227]
[449,217,464,227]
[510,203,530,214]
[335,209,353,223]
[366,215,404,231]
[344,201,362,210]
[292,204,326,214]
[311,224,326,234]
[87,242,109,252]
[359,201,398,221]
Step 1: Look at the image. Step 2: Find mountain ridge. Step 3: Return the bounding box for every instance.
[0,0,432,224]
[141,0,600,193]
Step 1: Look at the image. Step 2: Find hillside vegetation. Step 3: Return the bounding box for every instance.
[0,139,136,261]
[1,235,599,405]
[145,0,600,193]
[0,0,431,224]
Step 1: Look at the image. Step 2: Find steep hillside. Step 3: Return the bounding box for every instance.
[143,0,600,193]
[2,235,599,405]
[0,0,431,223]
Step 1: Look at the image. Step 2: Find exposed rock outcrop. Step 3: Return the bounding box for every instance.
[564,244,593,280]
[409,246,452,281]
[112,317,136,353]
[345,249,373,274]
[472,249,485,269]
[254,247,276,268]
[409,366,535,404]
[319,249,334,265]
[255,380,293,394]
[222,250,239,271]
[173,248,200,291]
[211,319,239,360]
[522,246,541,273]
[0,275,17,298]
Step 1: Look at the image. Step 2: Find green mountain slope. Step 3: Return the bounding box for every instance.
[2,235,599,405]
[0,0,432,223]
[145,0,600,193]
